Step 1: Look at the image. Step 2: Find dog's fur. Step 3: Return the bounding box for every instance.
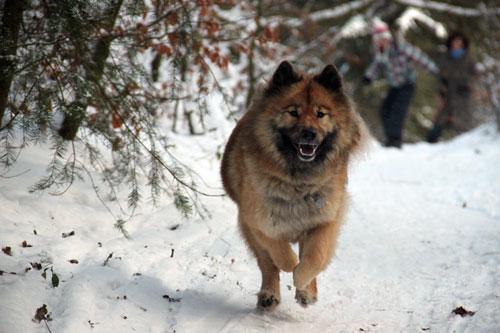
[221,61,367,311]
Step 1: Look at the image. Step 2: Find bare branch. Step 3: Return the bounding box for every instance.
[263,0,375,28]
[395,0,500,17]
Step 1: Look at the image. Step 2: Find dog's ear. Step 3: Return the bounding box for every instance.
[314,64,342,93]
[266,61,302,96]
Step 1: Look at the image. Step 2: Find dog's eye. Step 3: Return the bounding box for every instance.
[317,111,326,118]
[288,111,299,118]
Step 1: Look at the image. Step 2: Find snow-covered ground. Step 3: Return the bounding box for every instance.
[1,124,499,333]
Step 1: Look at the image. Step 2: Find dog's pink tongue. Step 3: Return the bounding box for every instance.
[299,144,317,156]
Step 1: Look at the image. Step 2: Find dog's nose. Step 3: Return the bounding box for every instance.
[300,129,317,142]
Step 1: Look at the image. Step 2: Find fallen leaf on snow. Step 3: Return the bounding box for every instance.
[163,294,181,302]
[2,246,12,256]
[22,240,33,247]
[62,231,76,238]
[33,304,51,323]
[452,306,475,317]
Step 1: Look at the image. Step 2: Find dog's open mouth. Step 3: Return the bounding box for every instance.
[297,144,318,162]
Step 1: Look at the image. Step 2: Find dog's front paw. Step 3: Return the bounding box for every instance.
[295,289,317,308]
[257,290,280,312]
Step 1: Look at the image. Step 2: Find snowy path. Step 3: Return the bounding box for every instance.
[1,125,499,332]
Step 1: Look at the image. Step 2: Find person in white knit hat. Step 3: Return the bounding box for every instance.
[364,20,438,148]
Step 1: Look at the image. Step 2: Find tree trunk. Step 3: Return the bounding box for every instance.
[59,0,124,140]
[0,0,26,128]
[245,0,263,109]
[151,52,162,82]
[245,50,256,108]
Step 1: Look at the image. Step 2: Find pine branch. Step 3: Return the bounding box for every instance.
[93,74,225,199]
[59,0,124,140]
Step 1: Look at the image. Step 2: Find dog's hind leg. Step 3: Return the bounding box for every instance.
[239,223,284,311]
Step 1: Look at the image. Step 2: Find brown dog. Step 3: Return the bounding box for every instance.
[221,61,367,311]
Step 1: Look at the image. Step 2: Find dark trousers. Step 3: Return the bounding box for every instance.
[380,83,415,147]
[427,92,472,143]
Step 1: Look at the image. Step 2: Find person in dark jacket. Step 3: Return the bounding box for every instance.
[364,21,439,148]
[427,31,476,143]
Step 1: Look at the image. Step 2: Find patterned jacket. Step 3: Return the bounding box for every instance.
[364,38,439,87]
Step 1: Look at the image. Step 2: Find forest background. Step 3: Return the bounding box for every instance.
[1,0,500,225]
